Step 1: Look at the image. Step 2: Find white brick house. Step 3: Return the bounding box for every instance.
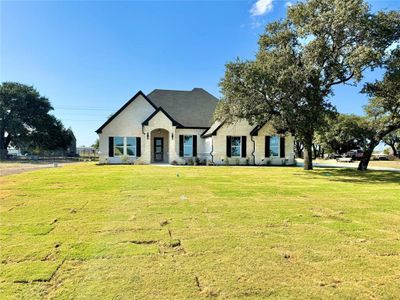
[96,88,295,165]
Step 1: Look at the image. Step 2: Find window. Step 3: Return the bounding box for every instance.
[270,136,280,157]
[183,135,193,157]
[114,137,124,156]
[231,137,241,157]
[126,137,136,156]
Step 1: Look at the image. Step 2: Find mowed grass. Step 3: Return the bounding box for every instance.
[1,164,399,299]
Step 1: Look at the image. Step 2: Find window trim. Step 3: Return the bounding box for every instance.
[183,135,193,157]
[231,136,242,157]
[114,136,124,157]
[114,136,137,157]
[269,135,280,157]
[126,137,137,157]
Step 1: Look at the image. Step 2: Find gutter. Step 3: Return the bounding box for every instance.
[251,135,256,166]
[210,137,214,164]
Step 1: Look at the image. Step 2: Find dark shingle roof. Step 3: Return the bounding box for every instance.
[147,88,218,128]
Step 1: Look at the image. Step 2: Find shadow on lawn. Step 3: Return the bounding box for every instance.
[306,168,400,185]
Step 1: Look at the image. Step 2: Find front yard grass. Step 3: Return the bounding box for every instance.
[1,164,399,299]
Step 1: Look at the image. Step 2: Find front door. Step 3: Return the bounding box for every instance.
[154,138,164,162]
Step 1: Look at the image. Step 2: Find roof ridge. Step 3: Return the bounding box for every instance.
[148,88,195,94]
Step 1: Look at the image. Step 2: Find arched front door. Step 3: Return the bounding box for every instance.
[150,128,169,163]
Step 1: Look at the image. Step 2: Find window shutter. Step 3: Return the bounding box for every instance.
[179,135,184,157]
[280,136,285,158]
[226,136,232,157]
[193,135,197,157]
[108,137,114,157]
[265,136,270,158]
[241,136,247,158]
[136,137,141,157]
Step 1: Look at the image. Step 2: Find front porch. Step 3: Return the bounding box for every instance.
[142,127,177,164]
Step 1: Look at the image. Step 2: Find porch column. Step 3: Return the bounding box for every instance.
[142,128,151,164]
[168,127,177,163]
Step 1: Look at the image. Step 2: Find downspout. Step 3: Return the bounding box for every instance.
[251,135,256,166]
[210,137,214,164]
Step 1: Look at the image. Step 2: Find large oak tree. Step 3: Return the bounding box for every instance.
[0,82,73,159]
[357,48,400,170]
[216,0,400,169]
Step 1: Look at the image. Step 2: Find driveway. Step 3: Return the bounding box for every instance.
[297,161,400,172]
[0,162,80,176]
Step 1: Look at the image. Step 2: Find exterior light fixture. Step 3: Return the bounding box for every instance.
[171,133,174,140]
[146,132,149,140]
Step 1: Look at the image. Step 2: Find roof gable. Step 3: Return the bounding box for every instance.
[142,107,182,127]
[95,91,157,134]
[201,121,224,137]
[250,121,289,136]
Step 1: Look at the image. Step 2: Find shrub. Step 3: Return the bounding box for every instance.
[192,157,201,166]
[171,160,178,165]
[224,157,229,166]
[121,155,130,164]
[187,158,194,165]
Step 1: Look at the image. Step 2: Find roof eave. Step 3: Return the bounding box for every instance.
[95,90,158,134]
[142,107,183,128]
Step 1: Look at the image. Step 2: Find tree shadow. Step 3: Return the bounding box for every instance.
[304,168,400,185]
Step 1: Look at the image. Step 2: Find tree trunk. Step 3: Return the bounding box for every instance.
[0,131,8,160]
[294,141,303,158]
[303,141,313,170]
[389,144,398,157]
[312,144,317,159]
[357,143,376,171]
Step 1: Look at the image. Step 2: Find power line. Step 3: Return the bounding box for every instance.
[60,119,104,122]
[54,107,115,111]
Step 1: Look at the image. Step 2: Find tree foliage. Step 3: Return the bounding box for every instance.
[0,82,73,159]
[91,139,100,150]
[356,48,400,170]
[382,130,400,157]
[216,0,400,170]
[316,114,366,154]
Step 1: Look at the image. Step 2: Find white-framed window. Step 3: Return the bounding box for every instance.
[183,135,193,157]
[126,137,136,157]
[114,137,124,156]
[231,136,241,157]
[114,137,136,156]
[270,136,280,157]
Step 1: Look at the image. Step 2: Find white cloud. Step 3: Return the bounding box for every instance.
[250,0,273,17]
[285,1,293,7]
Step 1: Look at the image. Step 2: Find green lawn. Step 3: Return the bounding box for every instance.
[1,164,399,299]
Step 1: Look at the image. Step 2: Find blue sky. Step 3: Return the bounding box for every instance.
[1,0,399,146]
